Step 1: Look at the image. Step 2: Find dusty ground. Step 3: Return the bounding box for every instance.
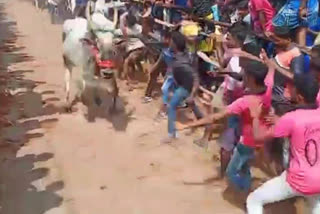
[0,0,305,213]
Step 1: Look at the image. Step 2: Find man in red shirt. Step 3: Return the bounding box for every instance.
[249,0,275,37]
[178,59,274,191]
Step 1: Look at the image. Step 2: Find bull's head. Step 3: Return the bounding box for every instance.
[86,0,118,62]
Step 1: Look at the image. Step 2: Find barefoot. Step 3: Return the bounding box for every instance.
[193,138,209,148]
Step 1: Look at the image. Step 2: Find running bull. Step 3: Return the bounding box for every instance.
[62,0,124,112]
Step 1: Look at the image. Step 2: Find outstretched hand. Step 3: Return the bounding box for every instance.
[260,49,275,69]
[176,122,189,130]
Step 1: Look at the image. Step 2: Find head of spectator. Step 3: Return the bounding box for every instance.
[273,27,293,52]
[242,35,263,57]
[170,31,186,53]
[291,73,319,105]
[162,30,172,47]
[241,59,268,90]
[226,22,247,48]
[236,0,249,19]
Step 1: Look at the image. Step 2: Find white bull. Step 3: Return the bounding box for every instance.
[62,0,124,112]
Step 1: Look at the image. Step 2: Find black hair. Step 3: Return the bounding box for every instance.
[294,73,319,104]
[268,0,286,12]
[273,26,295,41]
[127,12,137,28]
[162,30,171,39]
[242,35,263,57]
[236,0,248,9]
[127,6,139,27]
[229,22,248,45]
[244,60,268,86]
[171,31,186,52]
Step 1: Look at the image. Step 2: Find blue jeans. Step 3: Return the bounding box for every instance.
[168,87,189,137]
[161,76,176,105]
[219,116,241,152]
[228,115,241,137]
[226,143,254,191]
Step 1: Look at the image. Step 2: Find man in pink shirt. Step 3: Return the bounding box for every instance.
[247,74,320,214]
[178,59,274,190]
[249,0,275,36]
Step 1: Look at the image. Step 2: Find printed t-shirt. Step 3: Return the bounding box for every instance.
[273,108,320,195]
[249,0,275,34]
[226,69,274,147]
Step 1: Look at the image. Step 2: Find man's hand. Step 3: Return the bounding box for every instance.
[264,31,273,38]
[260,49,275,69]
[185,96,194,105]
[176,122,189,130]
[299,7,307,19]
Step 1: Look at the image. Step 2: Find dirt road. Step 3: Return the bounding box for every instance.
[0,1,302,214]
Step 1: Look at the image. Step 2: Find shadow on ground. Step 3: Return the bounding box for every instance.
[0,152,64,214]
[82,82,135,131]
[0,2,64,213]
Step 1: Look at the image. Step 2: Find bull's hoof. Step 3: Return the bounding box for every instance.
[65,106,72,113]
[63,104,72,113]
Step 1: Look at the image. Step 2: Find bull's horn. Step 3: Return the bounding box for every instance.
[112,2,118,29]
[86,0,94,30]
[85,0,91,20]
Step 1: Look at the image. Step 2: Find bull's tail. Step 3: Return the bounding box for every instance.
[62,32,66,42]
[112,79,119,110]
[112,96,117,111]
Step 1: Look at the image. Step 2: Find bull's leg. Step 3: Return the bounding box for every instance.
[34,0,39,9]
[93,80,102,106]
[64,66,73,112]
[112,77,119,112]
